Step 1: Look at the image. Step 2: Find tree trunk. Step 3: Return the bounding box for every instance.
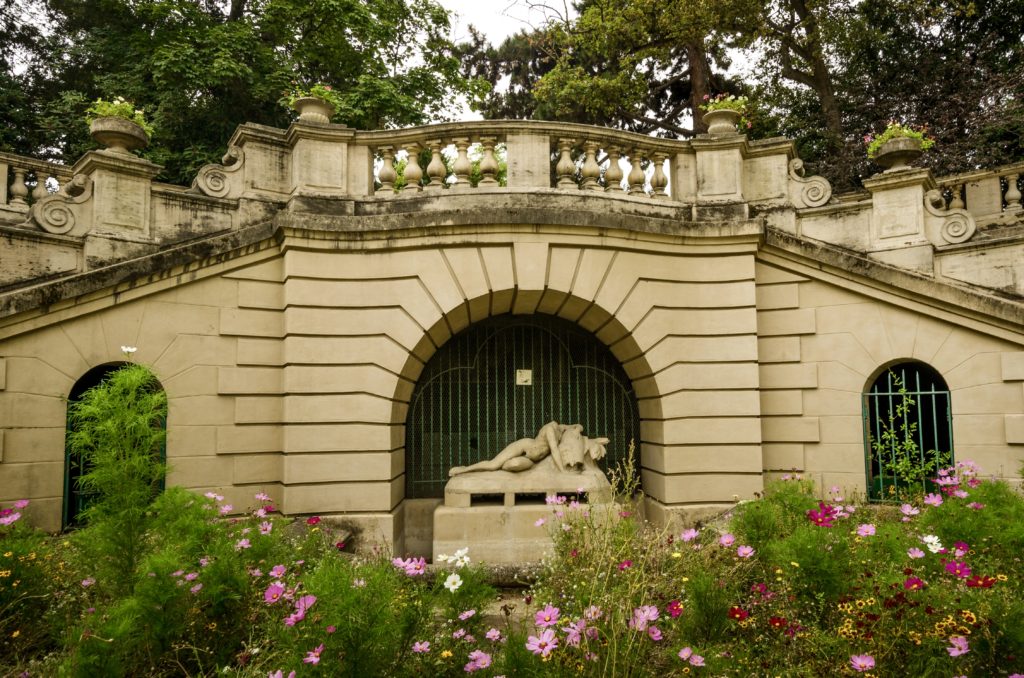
[685,41,711,134]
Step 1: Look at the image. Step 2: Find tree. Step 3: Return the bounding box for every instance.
[4,0,471,185]
[463,0,747,136]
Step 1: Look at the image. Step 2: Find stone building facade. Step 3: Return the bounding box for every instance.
[1,116,1022,556]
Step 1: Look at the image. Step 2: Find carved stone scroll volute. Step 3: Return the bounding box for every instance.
[193,146,245,199]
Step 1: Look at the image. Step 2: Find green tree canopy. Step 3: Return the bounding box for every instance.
[5,0,471,184]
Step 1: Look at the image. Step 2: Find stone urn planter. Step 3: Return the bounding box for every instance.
[874,136,923,172]
[89,116,149,155]
[292,96,336,124]
[703,108,742,136]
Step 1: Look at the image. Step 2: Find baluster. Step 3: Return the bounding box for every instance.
[31,172,50,203]
[555,138,576,188]
[9,166,28,207]
[424,139,446,191]
[605,147,624,193]
[627,150,646,195]
[378,146,397,193]
[949,182,965,210]
[478,136,499,186]
[403,144,423,192]
[451,137,471,190]
[581,141,601,191]
[1004,173,1022,212]
[650,152,668,199]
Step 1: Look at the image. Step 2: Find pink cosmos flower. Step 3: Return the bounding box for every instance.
[219,504,233,516]
[968,502,985,510]
[680,528,699,542]
[264,582,285,604]
[459,609,476,620]
[562,619,586,646]
[630,605,660,631]
[908,547,926,559]
[190,583,203,593]
[465,649,492,672]
[856,524,876,537]
[850,654,875,672]
[584,605,603,620]
[404,557,427,576]
[526,629,558,657]
[0,512,21,526]
[326,625,336,633]
[199,557,211,567]
[678,647,705,666]
[412,641,430,653]
[184,572,198,581]
[536,604,560,627]
[534,517,546,527]
[235,538,251,550]
[924,493,943,506]
[268,671,296,678]
[618,559,633,571]
[352,578,366,588]
[452,628,466,640]
[737,545,755,558]
[259,521,273,535]
[719,533,736,547]
[954,541,970,557]
[171,569,184,577]
[947,635,969,656]
[303,643,324,665]
[647,625,662,641]
[13,499,29,509]
[270,565,286,578]
[81,577,96,587]
[255,492,271,501]
[486,628,502,642]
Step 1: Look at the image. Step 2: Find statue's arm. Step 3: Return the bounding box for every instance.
[545,425,565,471]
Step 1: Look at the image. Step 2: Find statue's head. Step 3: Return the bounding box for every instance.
[585,437,610,462]
[558,436,587,472]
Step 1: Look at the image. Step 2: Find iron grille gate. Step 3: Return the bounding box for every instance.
[405,315,641,498]
[862,363,953,501]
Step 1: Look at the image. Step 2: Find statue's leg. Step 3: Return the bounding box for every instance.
[449,440,531,476]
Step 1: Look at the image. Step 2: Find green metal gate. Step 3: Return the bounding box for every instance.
[405,314,641,498]
[863,363,953,501]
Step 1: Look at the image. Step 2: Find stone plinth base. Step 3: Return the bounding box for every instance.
[433,504,556,564]
[433,456,613,564]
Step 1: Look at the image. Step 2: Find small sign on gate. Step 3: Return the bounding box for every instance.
[515,369,533,386]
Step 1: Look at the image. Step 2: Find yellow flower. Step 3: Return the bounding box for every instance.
[790,562,800,568]
[3,552,11,558]
[960,610,977,624]
[11,630,19,638]
[441,650,453,659]
[671,552,681,558]
[996,574,1008,581]
[0,570,10,578]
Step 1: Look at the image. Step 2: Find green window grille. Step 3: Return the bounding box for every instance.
[862,362,953,502]
[63,363,166,529]
[405,314,641,499]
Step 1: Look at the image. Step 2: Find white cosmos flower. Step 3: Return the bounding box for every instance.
[121,345,138,355]
[443,573,463,593]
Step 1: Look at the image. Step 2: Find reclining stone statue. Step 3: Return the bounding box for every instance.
[449,420,610,476]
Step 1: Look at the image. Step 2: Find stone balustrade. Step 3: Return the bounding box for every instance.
[356,121,683,198]
[937,162,1024,224]
[0,152,74,214]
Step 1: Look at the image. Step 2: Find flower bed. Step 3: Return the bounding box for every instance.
[2,366,1022,677]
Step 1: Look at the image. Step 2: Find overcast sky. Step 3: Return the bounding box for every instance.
[439,0,571,46]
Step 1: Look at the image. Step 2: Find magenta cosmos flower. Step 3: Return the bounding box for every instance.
[264,582,285,604]
[850,654,875,672]
[526,629,558,657]
[535,604,560,627]
[945,561,971,578]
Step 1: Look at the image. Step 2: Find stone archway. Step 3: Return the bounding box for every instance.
[404,313,641,500]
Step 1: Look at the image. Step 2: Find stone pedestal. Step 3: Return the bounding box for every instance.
[432,455,612,564]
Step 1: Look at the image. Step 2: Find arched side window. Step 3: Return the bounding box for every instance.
[63,363,167,528]
[863,362,953,501]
